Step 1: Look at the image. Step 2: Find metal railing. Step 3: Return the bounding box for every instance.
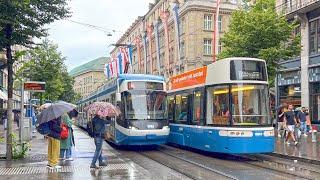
[276,0,320,15]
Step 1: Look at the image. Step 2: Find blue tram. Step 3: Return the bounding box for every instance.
[167,57,275,153]
[77,74,169,145]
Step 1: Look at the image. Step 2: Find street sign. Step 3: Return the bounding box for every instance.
[24,81,46,92]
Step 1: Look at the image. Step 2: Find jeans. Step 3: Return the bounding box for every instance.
[60,148,72,159]
[91,137,104,166]
[300,122,307,134]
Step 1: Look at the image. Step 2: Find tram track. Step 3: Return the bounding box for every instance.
[138,148,236,180]
[156,145,315,180]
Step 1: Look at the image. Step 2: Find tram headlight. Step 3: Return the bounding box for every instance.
[163,126,169,129]
[129,126,138,130]
[263,130,274,137]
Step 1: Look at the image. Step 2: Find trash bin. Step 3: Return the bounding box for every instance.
[21,117,32,142]
[312,125,317,143]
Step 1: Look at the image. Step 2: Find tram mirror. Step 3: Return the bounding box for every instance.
[116,92,121,102]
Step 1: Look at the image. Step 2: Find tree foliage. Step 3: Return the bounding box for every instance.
[219,0,301,86]
[18,40,78,103]
[0,0,70,159]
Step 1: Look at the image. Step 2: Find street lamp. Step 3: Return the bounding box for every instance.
[213,0,221,62]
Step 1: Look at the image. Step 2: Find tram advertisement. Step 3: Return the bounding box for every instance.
[170,66,207,90]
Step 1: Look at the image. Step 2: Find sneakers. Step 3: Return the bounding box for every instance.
[90,165,97,169]
[54,165,62,169]
[303,134,308,137]
[294,141,298,145]
[66,158,74,161]
[47,165,62,169]
[285,141,290,145]
[99,162,108,167]
[278,134,281,138]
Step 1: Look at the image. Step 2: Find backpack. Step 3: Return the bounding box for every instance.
[36,122,51,135]
[60,123,69,140]
[87,121,94,137]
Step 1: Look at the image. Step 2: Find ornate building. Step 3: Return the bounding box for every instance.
[69,57,109,98]
[110,0,238,78]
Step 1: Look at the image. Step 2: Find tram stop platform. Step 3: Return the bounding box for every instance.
[273,132,320,165]
[0,126,188,180]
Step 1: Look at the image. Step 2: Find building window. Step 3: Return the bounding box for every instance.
[203,39,212,55]
[218,40,222,54]
[218,15,222,32]
[180,41,185,58]
[309,19,320,55]
[180,17,185,35]
[204,14,212,31]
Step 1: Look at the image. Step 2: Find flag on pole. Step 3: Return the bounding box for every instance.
[118,53,123,74]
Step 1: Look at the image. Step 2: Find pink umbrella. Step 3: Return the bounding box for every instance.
[85,102,121,118]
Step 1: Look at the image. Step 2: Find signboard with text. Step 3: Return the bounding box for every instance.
[170,66,207,90]
[24,81,46,92]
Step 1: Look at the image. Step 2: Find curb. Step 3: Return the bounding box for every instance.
[269,152,320,166]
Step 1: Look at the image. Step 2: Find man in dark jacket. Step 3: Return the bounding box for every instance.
[90,115,109,168]
[47,117,62,169]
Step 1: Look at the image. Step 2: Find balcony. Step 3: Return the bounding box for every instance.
[277,0,320,18]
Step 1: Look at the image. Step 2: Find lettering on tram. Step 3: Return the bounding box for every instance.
[167,58,275,154]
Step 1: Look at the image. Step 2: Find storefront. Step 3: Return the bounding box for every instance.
[277,69,301,108]
[310,66,320,122]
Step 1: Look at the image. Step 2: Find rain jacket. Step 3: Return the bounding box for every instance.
[60,114,74,149]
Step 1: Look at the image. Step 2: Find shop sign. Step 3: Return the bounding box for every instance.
[170,66,207,90]
[24,81,46,92]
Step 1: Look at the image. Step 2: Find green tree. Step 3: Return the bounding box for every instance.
[219,0,301,86]
[18,40,77,103]
[0,0,70,160]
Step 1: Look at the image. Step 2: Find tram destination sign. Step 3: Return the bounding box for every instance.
[24,81,46,92]
[230,60,267,81]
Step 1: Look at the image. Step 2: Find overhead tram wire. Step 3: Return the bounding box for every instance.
[66,19,124,35]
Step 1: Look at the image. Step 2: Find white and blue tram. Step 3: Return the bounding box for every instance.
[167,57,275,153]
[77,74,169,145]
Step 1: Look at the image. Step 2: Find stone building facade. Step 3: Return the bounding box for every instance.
[111,0,238,78]
[69,57,109,98]
[275,0,320,122]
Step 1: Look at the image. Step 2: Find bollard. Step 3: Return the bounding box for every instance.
[312,130,317,143]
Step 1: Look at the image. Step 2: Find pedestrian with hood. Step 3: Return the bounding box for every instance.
[90,115,109,169]
[60,113,75,161]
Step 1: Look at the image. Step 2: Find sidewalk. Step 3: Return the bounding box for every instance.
[0,125,155,179]
[273,132,320,164]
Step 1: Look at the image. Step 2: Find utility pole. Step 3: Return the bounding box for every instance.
[213,0,221,62]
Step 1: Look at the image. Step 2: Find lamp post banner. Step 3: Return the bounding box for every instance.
[154,20,161,75]
[142,32,148,74]
[172,3,181,63]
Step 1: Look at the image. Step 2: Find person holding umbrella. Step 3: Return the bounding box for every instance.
[36,101,76,169]
[85,102,120,169]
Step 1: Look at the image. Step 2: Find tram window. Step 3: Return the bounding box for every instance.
[174,94,189,124]
[206,86,230,126]
[168,95,175,122]
[192,91,204,125]
[231,84,270,125]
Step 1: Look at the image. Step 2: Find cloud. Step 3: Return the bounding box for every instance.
[47,0,152,71]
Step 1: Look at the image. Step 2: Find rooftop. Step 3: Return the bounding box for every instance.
[69,57,109,77]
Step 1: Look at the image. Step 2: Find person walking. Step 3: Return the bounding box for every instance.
[277,106,286,138]
[90,115,109,169]
[60,113,74,161]
[297,107,308,137]
[285,104,298,145]
[47,117,62,169]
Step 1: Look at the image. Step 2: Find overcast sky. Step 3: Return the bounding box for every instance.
[47,0,152,71]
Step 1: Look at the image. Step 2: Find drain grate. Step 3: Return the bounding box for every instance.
[0,163,131,175]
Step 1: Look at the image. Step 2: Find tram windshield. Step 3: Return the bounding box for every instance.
[123,90,167,120]
[206,84,271,126]
[231,84,270,126]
